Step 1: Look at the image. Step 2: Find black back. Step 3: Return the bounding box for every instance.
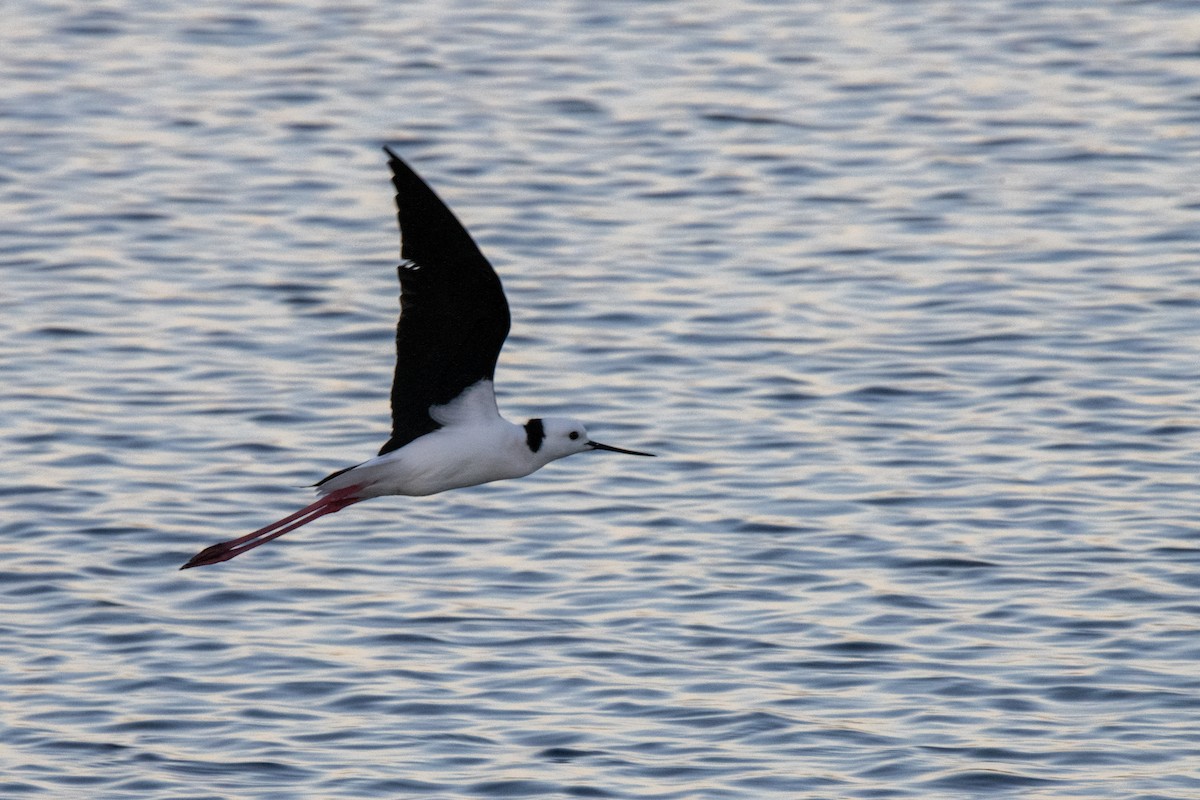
[378,147,511,455]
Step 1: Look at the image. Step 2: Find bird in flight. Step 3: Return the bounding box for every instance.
[182,147,654,569]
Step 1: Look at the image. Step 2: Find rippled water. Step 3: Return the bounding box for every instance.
[4,1,1200,797]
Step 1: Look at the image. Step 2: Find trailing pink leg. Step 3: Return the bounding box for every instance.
[181,485,363,569]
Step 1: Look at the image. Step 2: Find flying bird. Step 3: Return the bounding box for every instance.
[182,147,654,569]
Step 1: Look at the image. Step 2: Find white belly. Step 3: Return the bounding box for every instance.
[320,421,537,499]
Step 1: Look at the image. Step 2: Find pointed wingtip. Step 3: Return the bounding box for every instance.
[383,144,400,161]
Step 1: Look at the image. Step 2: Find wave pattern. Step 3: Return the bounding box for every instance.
[2,1,1200,797]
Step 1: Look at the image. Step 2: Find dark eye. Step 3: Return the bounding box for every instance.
[569,431,580,440]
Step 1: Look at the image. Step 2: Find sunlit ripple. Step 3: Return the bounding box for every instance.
[2,1,1200,798]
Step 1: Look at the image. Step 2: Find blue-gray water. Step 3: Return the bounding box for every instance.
[3,2,1200,797]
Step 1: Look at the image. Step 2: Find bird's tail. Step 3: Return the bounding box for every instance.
[180,484,363,569]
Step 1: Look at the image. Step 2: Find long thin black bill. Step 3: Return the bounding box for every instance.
[588,440,656,457]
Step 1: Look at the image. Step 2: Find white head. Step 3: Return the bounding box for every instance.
[523,417,655,465]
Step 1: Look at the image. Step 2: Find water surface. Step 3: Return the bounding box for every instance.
[3,1,1200,797]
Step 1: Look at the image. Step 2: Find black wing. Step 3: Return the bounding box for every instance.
[377,147,511,456]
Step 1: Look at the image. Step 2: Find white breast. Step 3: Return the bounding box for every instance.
[323,418,539,499]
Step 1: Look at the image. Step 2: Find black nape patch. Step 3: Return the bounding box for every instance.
[524,418,545,453]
